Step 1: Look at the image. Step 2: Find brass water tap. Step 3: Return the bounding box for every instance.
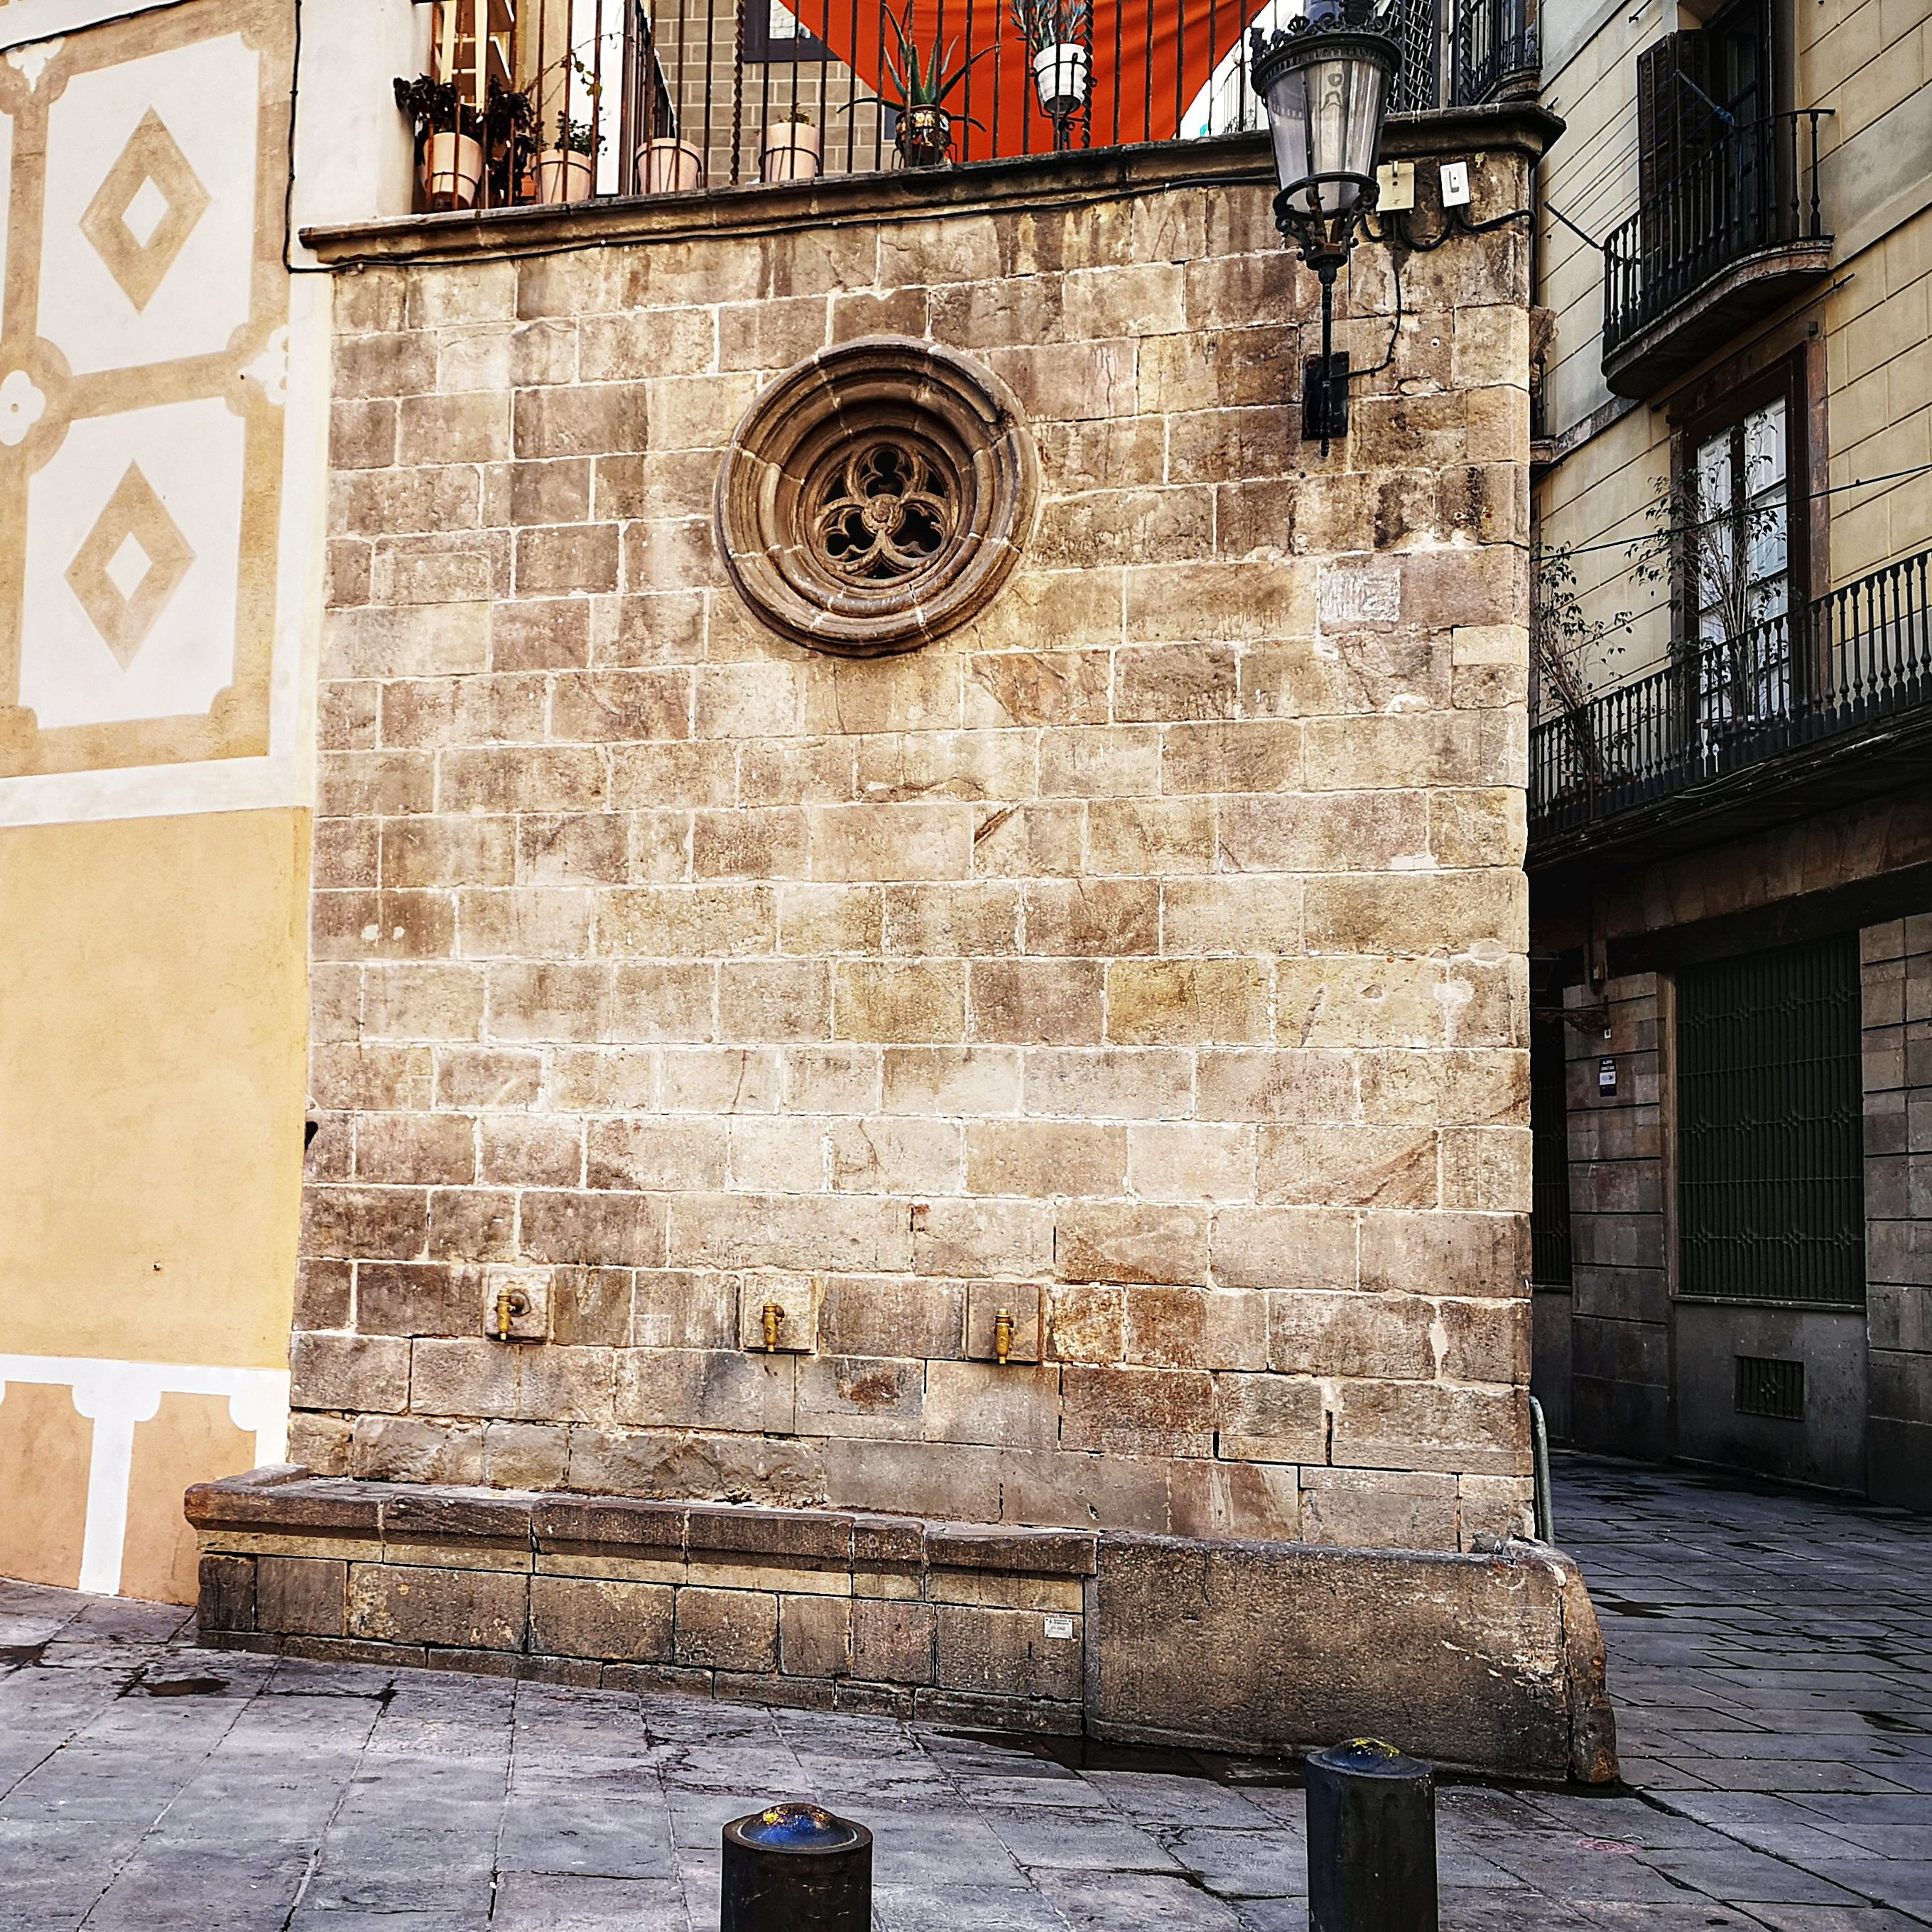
[761,1300,785,1352]
[494,1286,528,1342]
[993,1306,1014,1366]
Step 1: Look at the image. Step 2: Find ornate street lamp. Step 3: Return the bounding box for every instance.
[1249,1,1400,455]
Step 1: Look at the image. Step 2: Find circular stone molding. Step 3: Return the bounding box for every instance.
[715,337,1039,657]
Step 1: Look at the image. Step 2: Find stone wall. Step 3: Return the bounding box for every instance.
[1560,973,1670,1457]
[1862,916,1932,1509]
[296,129,1543,1555]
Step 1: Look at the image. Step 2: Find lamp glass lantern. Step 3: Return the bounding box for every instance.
[1249,4,1399,451]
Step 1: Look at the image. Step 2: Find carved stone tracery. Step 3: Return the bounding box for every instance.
[715,337,1038,657]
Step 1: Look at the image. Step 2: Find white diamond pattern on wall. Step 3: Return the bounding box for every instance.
[0,0,293,781]
[64,463,195,668]
[77,107,211,313]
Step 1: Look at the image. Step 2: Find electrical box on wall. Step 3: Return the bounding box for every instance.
[1375,159,1415,210]
[1440,160,1471,207]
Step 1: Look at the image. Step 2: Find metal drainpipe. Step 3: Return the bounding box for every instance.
[1529,1395,1555,1543]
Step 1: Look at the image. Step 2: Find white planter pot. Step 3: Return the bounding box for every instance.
[536,147,595,203]
[761,121,822,183]
[1033,42,1090,116]
[425,130,484,207]
[639,137,705,193]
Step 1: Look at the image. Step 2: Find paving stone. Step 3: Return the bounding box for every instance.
[4,1457,1932,1928]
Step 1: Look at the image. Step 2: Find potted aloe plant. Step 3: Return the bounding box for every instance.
[1011,0,1092,124]
[879,1,989,168]
[537,113,600,202]
[762,107,822,183]
[394,73,484,207]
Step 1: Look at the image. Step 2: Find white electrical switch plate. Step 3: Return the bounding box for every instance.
[1440,160,1471,207]
[1375,159,1415,211]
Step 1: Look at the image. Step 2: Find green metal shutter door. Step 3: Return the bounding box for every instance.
[1677,933,1865,1306]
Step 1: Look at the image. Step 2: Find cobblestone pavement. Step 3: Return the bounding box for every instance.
[1,1455,1928,1931]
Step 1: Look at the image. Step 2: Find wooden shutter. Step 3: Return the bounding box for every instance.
[1636,31,1712,203]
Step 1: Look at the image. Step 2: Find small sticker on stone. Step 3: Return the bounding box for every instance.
[1043,1614,1075,1639]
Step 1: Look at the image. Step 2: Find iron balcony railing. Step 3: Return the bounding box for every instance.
[1449,0,1536,107]
[1603,109,1830,355]
[1529,545,1932,841]
[399,0,1485,214]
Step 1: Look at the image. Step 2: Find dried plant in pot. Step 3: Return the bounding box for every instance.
[762,107,822,183]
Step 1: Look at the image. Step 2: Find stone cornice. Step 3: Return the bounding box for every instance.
[300,104,1564,269]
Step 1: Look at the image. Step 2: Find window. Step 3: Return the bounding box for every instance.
[1676,933,1865,1307]
[1693,392,1790,723]
[1680,355,1809,729]
[745,0,830,63]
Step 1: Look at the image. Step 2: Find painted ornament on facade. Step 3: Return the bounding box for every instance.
[0,0,293,781]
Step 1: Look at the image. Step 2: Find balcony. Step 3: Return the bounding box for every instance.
[1601,110,1833,399]
[1528,546,1932,864]
[1449,0,1536,107]
[394,0,1507,217]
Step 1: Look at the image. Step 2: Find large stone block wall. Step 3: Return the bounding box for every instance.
[1559,973,1669,1457]
[296,136,1541,1553]
[1862,915,1932,1509]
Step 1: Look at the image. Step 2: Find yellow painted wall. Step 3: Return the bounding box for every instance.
[1534,0,1932,685]
[0,808,310,1369]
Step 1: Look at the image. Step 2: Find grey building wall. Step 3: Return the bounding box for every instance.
[1863,917,1932,1511]
[1560,973,1669,1459]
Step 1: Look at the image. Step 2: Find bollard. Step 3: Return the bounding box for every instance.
[720,1801,872,1932]
[1305,1738,1438,1932]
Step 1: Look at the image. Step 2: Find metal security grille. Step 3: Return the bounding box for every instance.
[1531,1011,1573,1285]
[1735,1354,1804,1419]
[1678,934,1865,1306]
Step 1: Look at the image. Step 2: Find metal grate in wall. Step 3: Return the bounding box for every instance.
[1531,1009,1573,1285]
[1735,1354,1805,1420]
[1678,933,1865,1307]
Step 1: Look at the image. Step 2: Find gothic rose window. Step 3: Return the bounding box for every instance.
[715,337,1038,657]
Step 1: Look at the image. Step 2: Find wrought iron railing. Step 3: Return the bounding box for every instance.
[1602,109,1830,355]
[398,0,1467,212]
[1448,0,1535,107]
[1529,546,1932,841]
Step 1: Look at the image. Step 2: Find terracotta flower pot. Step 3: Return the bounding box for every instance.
[425,130,484,207]
[761,120,822,183]
[639,137,705,192]
[1033,42,1090,116]
[536,147,595,202]
[895,103,952,168]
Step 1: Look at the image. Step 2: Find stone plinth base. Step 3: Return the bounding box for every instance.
[187,1468,1617,1783]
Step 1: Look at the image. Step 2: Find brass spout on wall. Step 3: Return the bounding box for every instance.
[993,1307,1014,1366]
[494,1286,528,1342]
[761,1301,785,1352]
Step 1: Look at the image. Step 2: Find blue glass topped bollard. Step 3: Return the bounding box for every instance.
[720,1802,872,1931]
[1306,1739,1438,1932]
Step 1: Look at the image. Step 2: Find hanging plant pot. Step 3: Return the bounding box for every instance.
[1032,42,1090,116]
[425,130,484,207]
[761,120,822,183]
[894,103,953,168]
[639,137,705,192]
[536,147,596,202]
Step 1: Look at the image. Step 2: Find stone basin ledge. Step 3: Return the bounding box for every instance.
[188,1468,1617,1783]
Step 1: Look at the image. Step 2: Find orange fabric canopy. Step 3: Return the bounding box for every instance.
[805,0,1256,160]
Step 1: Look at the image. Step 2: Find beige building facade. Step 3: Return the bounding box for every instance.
[0,0,421,1603]
[1526,0,1932,1500]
